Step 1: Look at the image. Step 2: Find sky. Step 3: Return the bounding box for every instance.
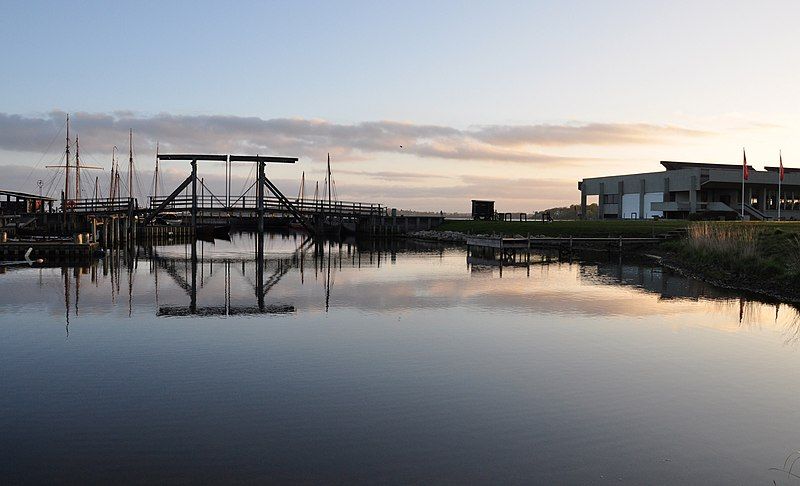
[2,0,799,211]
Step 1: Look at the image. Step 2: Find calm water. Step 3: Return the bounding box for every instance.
[2,232,800,485]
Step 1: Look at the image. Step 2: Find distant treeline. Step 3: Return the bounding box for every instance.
[396,203,598,220]
[532,203,598,220]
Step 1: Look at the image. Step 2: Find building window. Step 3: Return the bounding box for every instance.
[602,194,619,204]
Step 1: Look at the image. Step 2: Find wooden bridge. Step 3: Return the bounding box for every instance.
[69,197,136,214]
[15,152,446,243]
[147,195,384,218]
[54,153,389,239]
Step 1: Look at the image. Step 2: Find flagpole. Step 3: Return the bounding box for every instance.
[741,149,745,219]
[778,150,782,220]
[742,147,747,221]
[741,168,745,219]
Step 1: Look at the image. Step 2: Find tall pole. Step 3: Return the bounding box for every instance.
[778,150,783,220]
[327,153,332,208]
[257,158,265,233]
[741,148,746,219]
[191,159,198,233]
[741,174,744,219]
[226,154,230,208]
[128,129,133,202]
[154,142,160,200]
[75,136,80,201]
[110,146,117,202]
[64,114,70,223]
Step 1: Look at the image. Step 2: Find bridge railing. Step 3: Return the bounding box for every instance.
[66,197,136,213]
[147,195,383,217]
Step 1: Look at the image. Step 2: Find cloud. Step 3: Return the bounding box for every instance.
[0,111,709,166]
[335,169,454,181]
[329,175,577,210]
[472,123,710,146]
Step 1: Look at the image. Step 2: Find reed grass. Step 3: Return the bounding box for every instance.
[671,222,800,285]
[685,222,759,260]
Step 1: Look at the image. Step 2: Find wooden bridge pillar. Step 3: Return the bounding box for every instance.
[190,238,197,314]
[191,159,198,234]
[257,159,265,233]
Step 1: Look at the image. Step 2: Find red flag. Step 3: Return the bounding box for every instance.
[743,149,749,180]
[780,152,785,181]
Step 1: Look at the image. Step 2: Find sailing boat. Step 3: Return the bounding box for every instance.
[320,153,356,237]
[288,171,310,232]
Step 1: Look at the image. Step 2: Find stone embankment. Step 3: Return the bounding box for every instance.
[410,230,534,243]
[409,230,468,243]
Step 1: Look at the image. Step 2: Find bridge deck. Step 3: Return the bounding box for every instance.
[148,195,383,217]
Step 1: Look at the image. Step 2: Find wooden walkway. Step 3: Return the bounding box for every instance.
[466,235,664,251]
[0,240,100,259]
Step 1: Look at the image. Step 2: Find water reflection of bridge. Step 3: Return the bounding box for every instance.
[151,234,313,316]
[53,234,453,327]
[147,234,439,316]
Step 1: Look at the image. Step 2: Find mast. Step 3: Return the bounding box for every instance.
[298,171,305,202]
[75,135,80,200]
[327,153,332,208]
[128,129,133,201]
[109,146,117,202]
[65,114,70,203]
[154,142,160,200]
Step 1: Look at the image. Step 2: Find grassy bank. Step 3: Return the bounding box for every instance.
[438,219,689,238]
[663,222,800,293]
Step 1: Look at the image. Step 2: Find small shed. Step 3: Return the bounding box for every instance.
[471,200,495,220]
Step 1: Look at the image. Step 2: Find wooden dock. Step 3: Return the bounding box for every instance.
[466,235,664,252]
[465,236,531,249]
[0,240,100,259]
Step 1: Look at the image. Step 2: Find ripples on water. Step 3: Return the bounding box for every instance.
[2,232,800,484]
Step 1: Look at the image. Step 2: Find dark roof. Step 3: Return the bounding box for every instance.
[660,161,755,171]
[764,166,800,173]
[471,199,494,203]
[0,189,56,201]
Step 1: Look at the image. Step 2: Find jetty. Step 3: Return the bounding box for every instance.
[466,235,666,256]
